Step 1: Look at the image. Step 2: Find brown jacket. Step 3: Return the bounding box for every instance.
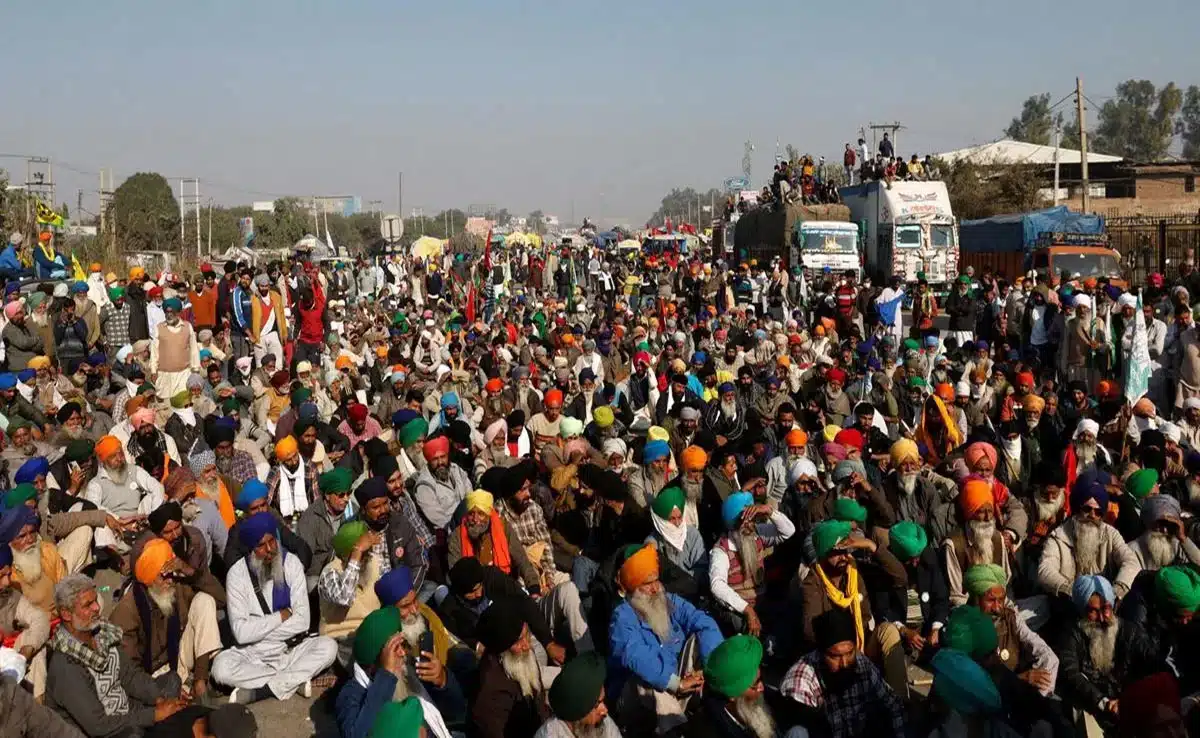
[798,547,907,647]
[110,569,225,680]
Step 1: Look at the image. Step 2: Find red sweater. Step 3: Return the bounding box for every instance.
[297,280,326,344]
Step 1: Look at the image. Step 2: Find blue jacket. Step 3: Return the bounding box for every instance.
[608,592,723,694]
[32,245,63,278]
[0,245,21,272]
[335,667,466,738]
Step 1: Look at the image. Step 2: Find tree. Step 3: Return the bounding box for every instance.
[784,144,801,164]
[110,172,182,252]
[59,202,69,219]
[528,210,545,235]
[940,159,1046,221]
[1005,93,1063,146]
[649,187,726,225]
[1181,85,1200,160]
[1092,79,1183,161]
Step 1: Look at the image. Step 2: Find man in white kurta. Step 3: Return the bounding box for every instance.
[148,297,200,401]
[211,512,337,703]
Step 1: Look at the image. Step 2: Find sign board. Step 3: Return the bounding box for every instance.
[1035,231,1110,247]
[238,217,254,248]
[252,201,275,213]
[725,177,750,192]
[380,214,404,243]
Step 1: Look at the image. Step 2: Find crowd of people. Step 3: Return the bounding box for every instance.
[0,225,1197,738]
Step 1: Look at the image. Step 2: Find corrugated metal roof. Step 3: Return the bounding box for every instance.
[933,139,1123,166]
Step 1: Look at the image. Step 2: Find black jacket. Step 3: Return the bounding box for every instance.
[869,544,950,637]
[435,567,553,650]
[944,290,977,332]
[1057,617,1157,725]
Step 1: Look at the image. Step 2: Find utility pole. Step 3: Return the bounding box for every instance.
[868,122,906,156]
[1053,124,1062,206]
[206,199,213,254]
[98,169,114,244]
[1076,77,1091,214]
[398,172,403,220]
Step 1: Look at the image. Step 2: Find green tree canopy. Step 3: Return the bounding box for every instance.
[1005,93,1063,146]
[940,159,1044,221]
[649,187,725,225]
[1181,85,1200,160]
[1092,79,1183,161]
[110,172,182,252]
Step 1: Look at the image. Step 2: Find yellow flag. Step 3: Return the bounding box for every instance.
[36,200,65,228]
[72,252,87,282]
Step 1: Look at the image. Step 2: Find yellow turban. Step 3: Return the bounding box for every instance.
[680,446,708,472]
[648,426,670,443]
[619,543,660,592]
[823,424,842,443]
[889,439,920,466]
[135,538,176,585]
[26,356,50,370]
[129,266,146,281]
[275,435,299,460]
[1022,394,1046,413]
[465,490,494,514]
[716,370,734,384]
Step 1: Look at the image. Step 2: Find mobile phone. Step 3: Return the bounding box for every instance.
[68,461,82,474]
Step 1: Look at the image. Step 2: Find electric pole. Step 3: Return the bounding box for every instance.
[1076,77,1091,214]
[98,169,114,245]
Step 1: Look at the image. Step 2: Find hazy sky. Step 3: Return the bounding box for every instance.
[4,0,1195,226]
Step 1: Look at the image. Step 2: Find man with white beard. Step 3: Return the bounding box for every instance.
[84,435,166,556]
[110,537,223,700]
[1064,419,1111,488]
[1130,493,1200,571]
[671,445,708,529]
[334,604,455,738]
[411,436,471,530]
[943,479,1010,607]
[394,415,429,480]
[709,491,795,637]
[880,438,958,543]
[211,511,337,704]
[608,543,723,735]
[697,634,781,738]
[1059,574,1156,737]
[1037,483,1141,602]
[537,652,622,738]
[472,609,552,738]
[703,383,747,447]
[1,504,67,617]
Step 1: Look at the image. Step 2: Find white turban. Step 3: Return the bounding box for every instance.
[1117,293,1138,309]
[955,380,971,397]
[1075,419,1100,439]
[788,457,819,485]
[1073,294,1092,310]
[1186,398,1200,411]
[1160,421,1182,444]
[602,438,628,459]
[484,419,507,444]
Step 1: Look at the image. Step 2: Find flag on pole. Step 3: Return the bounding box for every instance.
[71,252,87,282]
[36,201,64,228]
[1125,289,1151,404]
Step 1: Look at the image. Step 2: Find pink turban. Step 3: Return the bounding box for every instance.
[821,442,849,462]
[3,302,21,320]
[484,419,507,444]
[130,407,156,430]
[964,442,998,471]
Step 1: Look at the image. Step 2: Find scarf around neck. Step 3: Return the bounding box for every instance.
[816,563,864,650]
[278,462,308,517]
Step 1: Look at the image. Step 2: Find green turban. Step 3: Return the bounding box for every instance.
[704,634,763,699]
[548,652,606,721]
[108,287,125,302]
[908,376,928,389]
[291,386,313,408]
[812,520,852,559]
[5,417,30,433]
[651,486,686,520]
[354,606,402,668]
[902,338,920,353]
[2,483,37,510]
[963,564,1008,599]
[888,521,928,561]
[1157,565,1200,613]
[392,312,408,327]
[1125,468,1159,500]
[136,382,156,396]
[368,697,424,738]
[169,390,191,409]
[222,398,241,415]
[397,418,429,448]
[832,497,867,524]
[64,438,95,463]
[943,606,998,659]
[319,467,354,496]
[332,520,369,561]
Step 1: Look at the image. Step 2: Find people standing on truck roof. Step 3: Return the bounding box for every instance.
[843,144,857,185]
[878,132,894,158]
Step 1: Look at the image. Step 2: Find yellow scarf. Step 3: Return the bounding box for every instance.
[815,562,865,649]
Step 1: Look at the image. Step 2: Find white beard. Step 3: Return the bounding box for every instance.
[967,520,995,566]
[898,472,918,495]
[720,400,738,420]
[1036,494,1064,523]
[500,648,543,698]
[735,533,762,588]
[1074,519,1104,576]
[736,694,777,738]
[249,550,286,586]
[1144,531,1179,569]
[391,672,410,701]
[630,588,672,643]
[682,477,703,503]
[12,542,42,582]
[149,584,177,616]
[1085,619,1120,674]
[182,500,202,523]
[1075,442,1098,472]
[106,462,129,486]
[401,611,427,653]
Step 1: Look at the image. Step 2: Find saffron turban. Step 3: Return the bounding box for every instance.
[959,478,994,520]
[619,543,659,592]
[95,435,123,461]
[680,446,707,472]
[135,538,176,586]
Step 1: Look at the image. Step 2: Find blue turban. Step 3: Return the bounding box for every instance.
[0,544,10,569]
[238,511,279,551]
[855,342,872,356]
[15,369,33,383]
[70,281,89,294]
[374,566,415,606]
[974,340,989,350]
[297,402,318,422]
[0,506,38,547]
[722,491,755,529]
[214,416,238,430]
[1069,480,1109,515]
[236,479,269,511]
[717,382,737,394]
[692,351,708,365]
[392,408,419,429]
[1072,574,1116,613]
[86,352,108,367]
[14,457,49,485]
[931,649,1002,716]
[440,392,459,409]
[643,440,670,463]
[0,375,16,391]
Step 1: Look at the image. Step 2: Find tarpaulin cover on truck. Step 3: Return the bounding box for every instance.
[959,206,1105,253]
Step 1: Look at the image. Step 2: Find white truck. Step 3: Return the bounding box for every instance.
[791,220,861,282]
[839,180,958,290]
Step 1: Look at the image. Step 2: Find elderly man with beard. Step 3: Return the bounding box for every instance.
[1063,419,1112,491]
[411,435,470,531]
[710,491,795,637]
[222,480,312,576]
[491,462,562,590]
[148,298,199,401]
[779,608,906,738]
[134,490,215,577]
[609,542,723,735]
[1,505,68,618]
[40,440,127,576]
[1129,493,1200,572]
[46,574,190,736]
[696,635,782,738]
[665,445,708,531]
[334,606,457,738]
[297,467,354,590]
[472,607,552,738]
[818,368,852,428]
[961,442,1029,548]
[763,428,807,511]
[265,435,318,528]
[703,382,747,448]
[664,405,701,462]
[84,435,165,557]
[111,538,224,701]
[393,415,430,481]
[1038,481,1140,604]
[965,564,1059,697]
[186,445,236,529]
[0,541,51,701]
[211,511,337,704]
[1059,574,1156,737]
[880,439,957,543]
[943,478,1012,608]
[2,417,53,468]
[628,439,671,511]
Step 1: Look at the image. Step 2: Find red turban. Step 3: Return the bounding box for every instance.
[1015,371,1035,389]
[833,428,863,451]
[826,368,847,385]
[348,403,368,423]
[485,378,504,394]
[423,435,450,460]
[544,389,564,407]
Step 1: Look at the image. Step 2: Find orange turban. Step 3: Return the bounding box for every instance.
[964,442,997,471]
[135,538,176,585]
[1022,394,1046,413]
[561,334,575,346]
[1015,371,1035,389]
[1097,379,1116,399]
[680,446,708,472]
[785,429,808,448]
[960,479,995,520]
[95,435,123,461]
[485,378,504,394]
[89,262,102,273]
[619,543,660,592]
[935,383,955,402]
[335,355,353,370]
[275,435,298,459]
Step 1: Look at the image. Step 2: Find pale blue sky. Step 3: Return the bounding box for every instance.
[4,0,1195,225]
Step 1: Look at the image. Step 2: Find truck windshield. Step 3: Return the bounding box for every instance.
[930,225,954,248]
[896,225,922,249]
[801,230,856,253]
[1055,252,1121,279]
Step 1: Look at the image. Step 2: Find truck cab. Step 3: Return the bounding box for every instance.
[840,181,958,290]
[792,220,861,281]
[1029,233,1126,288]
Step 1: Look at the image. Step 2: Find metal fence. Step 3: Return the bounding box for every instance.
[1106,212,1200,285]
